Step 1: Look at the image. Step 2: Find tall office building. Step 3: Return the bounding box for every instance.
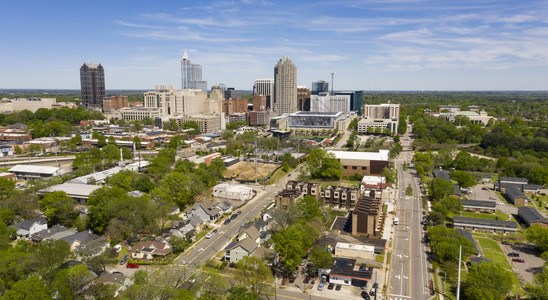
[273,55,297,114]
[311,80,329,95]
[253,79,273,109]
[80,63,105,109]
[224,88,242,100]
[337,91,364,115]
[310,93,351,114]
[181,50,207,92]
[297,87,311,111]
[211,83,227,97]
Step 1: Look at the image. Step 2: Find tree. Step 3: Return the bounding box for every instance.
[153,172,194,209]
[209,157,227,180]
[168,136,184,149]
[97,135,107,147]
[525,224,548,256]
[374,127,382,135]
[92,131,100,139]
[296,195,321,222]
[40,191,76,226]
[429,178,455,201]
[234,256,273,295]
[308,246,333,269]
[228,287,259,300]
[107,136,117,145]
[305,149,341,180]
[463,262,513,300]
[163,119,179,131]
[1,276,51,300]
[133,136,142,149]
[52,264,95,300]
[181,121,200,134]
[526,266,548,300]
[450,170,476,188]
[33,240,71,284]
[453,150,473,170]
[428,211,445,226]
[0,177,16,201]
[70,133,82,145]
[381,167,397,184]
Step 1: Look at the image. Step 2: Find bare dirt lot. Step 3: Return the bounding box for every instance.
[223,161,279,181]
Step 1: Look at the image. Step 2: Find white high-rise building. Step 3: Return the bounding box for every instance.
[273,56,298,115]
[144,85,215,116]
[310,93,351,114]
[181,50,207,92]
[253,79,274,97]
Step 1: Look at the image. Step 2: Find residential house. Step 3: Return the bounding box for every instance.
[215,200,233,214]
[224,237,259,262]
[505,186,529,206]
[61,231,100,251]
[130,241,172,260]
[518,206,548,228]
[461,200,497,214]
[285,180,321,199]
[238,223,261,244]
[187,203,222,222]
[322,186,359,209]
[275,189,303,209]
[10,217,48,238]
[30,225,77,242]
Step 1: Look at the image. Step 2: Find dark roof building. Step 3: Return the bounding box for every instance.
[499,176,528,185]
[455,229,479,254]
[518,206,548,228]
[433,170,451,182]
[328,258,373,286]
[505,186,529,206]
[453,217,517,233]
[461,199,497,213]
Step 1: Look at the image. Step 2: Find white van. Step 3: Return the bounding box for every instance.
[394,218,399,225]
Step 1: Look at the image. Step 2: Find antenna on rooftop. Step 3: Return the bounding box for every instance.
[330,70,335,95]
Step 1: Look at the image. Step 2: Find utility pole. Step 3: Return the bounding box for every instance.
[457,244,462,300]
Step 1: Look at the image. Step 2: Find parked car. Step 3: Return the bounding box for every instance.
[303,276,310,284]
[502,241,512,245]
[120,254,128,265]
[359,263,367,272]
[328,283,334,290]
[360,291,371,299]
[289,273,296,283]
[370,288,376,296]
[463,190,473,194]
[205,229,217,239]
[126,263,139,268]
[508,252,520,257]
[512,258,525,263]
[230,214,238,220]
[300,259,307,266]
[224,218,231,225]
[317,282,325,291]
[335,284,341,291]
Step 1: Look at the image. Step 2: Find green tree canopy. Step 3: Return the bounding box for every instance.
[40,191,76,226]
[234,256,273,295]
[305,149,341,180]
[450,170,477,188]
[429,178,455,201]
[463,262,513,300]
[308,246,333,269]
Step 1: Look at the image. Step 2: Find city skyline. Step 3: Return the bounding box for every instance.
[1,0,548,91]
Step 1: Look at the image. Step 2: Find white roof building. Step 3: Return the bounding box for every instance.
[9,165,66,180]
[213,183,253,201]
[335,242,375,260]
[39,183,102,204]
[328,150,390,161]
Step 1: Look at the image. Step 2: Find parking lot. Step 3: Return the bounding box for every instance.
[501,242,546,284]
[468,184,517,217]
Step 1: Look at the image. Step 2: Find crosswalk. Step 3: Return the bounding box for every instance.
[389,295,411,300]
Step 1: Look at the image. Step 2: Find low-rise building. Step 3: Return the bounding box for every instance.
[328,150,389,177]
[224,237,259,262]
[334,242,375,260]
[10,217,48,238]
[285,180,321,199]
[238,223,261,244]
[61,231,100,251]
[120,107,160,121]
[213,183,253,201]
[177,115,222,133]
[30,225,77,242]
[505,186,529,206]
[322,186,359,209]
[39,183,103,205]
[275,189,303,209]
[518,206,548,228]
[130,241,172,260]
[461,200,497,214]
[327,258,372,287]
[9,165,66,180]
[452,217,517,234]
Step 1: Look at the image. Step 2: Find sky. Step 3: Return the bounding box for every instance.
[1,0,547,91]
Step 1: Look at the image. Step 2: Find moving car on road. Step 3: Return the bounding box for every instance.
[205,229,217,239]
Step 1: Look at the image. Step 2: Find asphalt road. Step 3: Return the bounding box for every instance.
[274,288,336,300]
[389,132,430,300]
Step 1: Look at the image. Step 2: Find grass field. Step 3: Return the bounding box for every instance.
[459,210,510,221]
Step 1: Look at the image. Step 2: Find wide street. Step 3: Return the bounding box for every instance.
[388,129,431,300]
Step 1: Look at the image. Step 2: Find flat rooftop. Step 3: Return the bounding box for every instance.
[328,150,389,161]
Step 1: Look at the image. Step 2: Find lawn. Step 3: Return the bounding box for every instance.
[327,209,347,227]
[459,211,510,221]
[269,167,292,184]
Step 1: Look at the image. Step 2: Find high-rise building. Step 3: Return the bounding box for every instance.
[253,95,267,111]
[143,85,209,116]
[224,88,242,100]
[211,84,227,97]
[310,93,351,114]
[297,87,310,111]
[273,56,297,114]
[102,95,129,112]
[181,50,207,92]
[337,91,364,115]
[311,80,329,95]
[253,79,273,109]
[80,63,105,109]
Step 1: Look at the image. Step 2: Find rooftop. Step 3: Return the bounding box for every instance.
[453,217,517,229]
[461,199,497,208]
[9,165,61,175]
[40,183,102,199]
[328,150,389,161]
[518,206,548,224]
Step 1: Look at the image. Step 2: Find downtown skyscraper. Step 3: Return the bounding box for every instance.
[181,50,207,92]
[273,55,297,114]
[80,63,105,109]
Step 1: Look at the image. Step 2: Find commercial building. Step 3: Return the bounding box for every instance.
[143,85,211,116]
[336,91,364,115]
[352,193,383,237]
[328,258,372,287]
[358,104,400,134]
[518,206,548,228]
[328,150,390,177]
[335,242,375,260]
[273,55,297,114]
[80,63,105,109]
[310,93,351,114]
[211,83,227,96]
[9,165,66,180]
[0,98,57,113]
[271,111,354,133]
[452,217,518,233]
[213,183,253,201]
[253,79,273,109]
[439,110,495,125]
[224,88,242,100]
[311,80,329,95]
[248,110,272,126]
[102,95,128,112]
[121,107,160,121]
[222,98,248,116]
[297,86,311,111]
[176,115,222,133]
[181,50,207,92]
[39,183,103,205]
[438,105,461,113]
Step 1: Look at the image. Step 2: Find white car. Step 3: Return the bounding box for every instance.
[205,229,217,239]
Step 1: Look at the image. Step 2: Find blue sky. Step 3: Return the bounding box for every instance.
[1,0,547,90]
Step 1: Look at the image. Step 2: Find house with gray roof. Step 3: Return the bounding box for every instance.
[456,229,479,254]
[9,217,47,238]
[30,225,77,242]
[238,223,261,244]
[453,217,517,234]
[187,203,222,223]
[224,237,259,262]
[61,231,100,251]
[505,186,529,206]
[518,206,548,228]
[461,200,496,213]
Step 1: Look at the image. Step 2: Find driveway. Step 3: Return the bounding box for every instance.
[468,184,517,216]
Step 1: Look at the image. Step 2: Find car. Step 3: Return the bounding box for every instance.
[512,258,525,263]
[328,283,335,290]
[370,287,376,296]
[359,263,367,272]
[300,259,307,266]
[262,203,267,208]
[321,275,327,283]
[289,274,296,283]
[508,252,520,257]
[482,187,488,190]
[464,190,473,194]
[361,281,368,290]
[335,284,341,291]
[126,263,139,268]
[303,276,310,284]
[372,282,378,289]
[422,210,426,215]
[205,229,217,239]
[502,241,512,245]
[224,218,231,225]
[120,254,128,265]
[360,291,371,299]
[317,282,325,291]
[230,214,238,220]
[236,211,241,215]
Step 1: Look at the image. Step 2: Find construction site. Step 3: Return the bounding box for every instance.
[222,160,280,181]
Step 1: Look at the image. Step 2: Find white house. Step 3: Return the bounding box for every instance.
[213,183,253,201]
[130,241,172,260]
[10,217,48,238]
